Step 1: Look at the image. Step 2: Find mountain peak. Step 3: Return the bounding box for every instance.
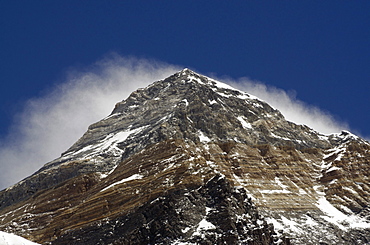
[179,67,193,74]
[1,70,370,244]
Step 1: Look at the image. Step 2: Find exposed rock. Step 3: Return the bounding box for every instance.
[52,175,289,245]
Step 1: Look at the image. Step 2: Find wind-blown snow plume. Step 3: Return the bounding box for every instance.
[223,77,349,135]
[0,57,350,190]
[0,55,180,189]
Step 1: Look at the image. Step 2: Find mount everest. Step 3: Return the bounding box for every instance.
[0,69,369,244]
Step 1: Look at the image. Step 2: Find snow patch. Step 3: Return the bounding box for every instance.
[181,227,191,233]
[63,125,148,160]
[261,177,291,194]
[280,216,303,234]
[187,75,206,85]
[270,132,291,141]
[197,219,216,230]
[215,91,232,98]
[260,189,291,194]
[101,174,143,192]
[198,131,211,142]
[182,99,189,106]
[0,231,40,245]
[326,166,341,173]
[317,196,370,230]
[237,116,252,129]
[191,218,216,238]
[208,99,218,105]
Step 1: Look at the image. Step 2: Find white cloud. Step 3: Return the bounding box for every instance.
[0,54,180,189]
[221,76,349,134]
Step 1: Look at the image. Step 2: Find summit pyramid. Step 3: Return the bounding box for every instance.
[1,69,370,244]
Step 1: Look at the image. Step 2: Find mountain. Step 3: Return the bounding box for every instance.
[0,69,369,244]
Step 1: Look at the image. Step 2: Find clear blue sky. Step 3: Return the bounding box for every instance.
[1,1,369,138]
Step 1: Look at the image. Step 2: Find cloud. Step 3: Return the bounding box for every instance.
[221,76,349,134]
[0,54,180,190]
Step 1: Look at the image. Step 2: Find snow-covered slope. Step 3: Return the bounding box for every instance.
[0,231,39,245]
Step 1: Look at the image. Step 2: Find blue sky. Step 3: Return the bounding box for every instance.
[0,1,369,188]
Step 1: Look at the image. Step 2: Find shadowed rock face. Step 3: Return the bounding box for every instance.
[52,175,290,245]
[0,69,369,244]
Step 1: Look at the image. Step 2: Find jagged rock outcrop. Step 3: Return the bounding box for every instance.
[0,69,369,244]
[52,175,289,245]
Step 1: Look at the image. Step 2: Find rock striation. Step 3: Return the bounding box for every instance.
[0,69,369,244]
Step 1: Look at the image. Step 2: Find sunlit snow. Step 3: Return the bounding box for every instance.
[317,197,370,230]
[198,131,211,142]
[0,231,40,245]
[101,174,143,192]
[237,116,252,129]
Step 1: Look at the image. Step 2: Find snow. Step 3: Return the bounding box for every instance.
[208,99,218,105]
[182,99,189,106]
[320,146,346,174]
[187,75,206,85]
[323,147,343,159]
[260,189,291,194]
[304,215,319,226]
[236,93,251,100]
[197,219,216,230]
[99,130,135,149]
[206,161,217,169]
[275,177,289,189]
[173,241,194,245]
[270,132,291,141]
[265,217,284,231]
[316,196,370,230]
[161,154,186,171]
[208,78,235,90]
[215,91,232,98]
[237,116,252,129]
[198,131,211,142]
[280,216,302,233]
[101,174,143,192]
[261,177,291,194]
[333,130,362,142]
[181,227,191,233]
[181,69,268,113]
[323,146,346,164]
[326,166,341,173]
[232,173,247,186]
[0,231,40,245]
[191,218,216,238]
[239,92,259,101]
[342,186,357,194]
[63,125,148,160]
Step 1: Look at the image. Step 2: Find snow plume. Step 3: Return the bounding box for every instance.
[0,55,180,190]
[222,77,349,135]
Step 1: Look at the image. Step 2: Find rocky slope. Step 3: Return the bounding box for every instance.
[0,69,369,244]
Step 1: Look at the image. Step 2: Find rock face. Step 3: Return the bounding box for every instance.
[0,69,369,244]
[52,175,288,245]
